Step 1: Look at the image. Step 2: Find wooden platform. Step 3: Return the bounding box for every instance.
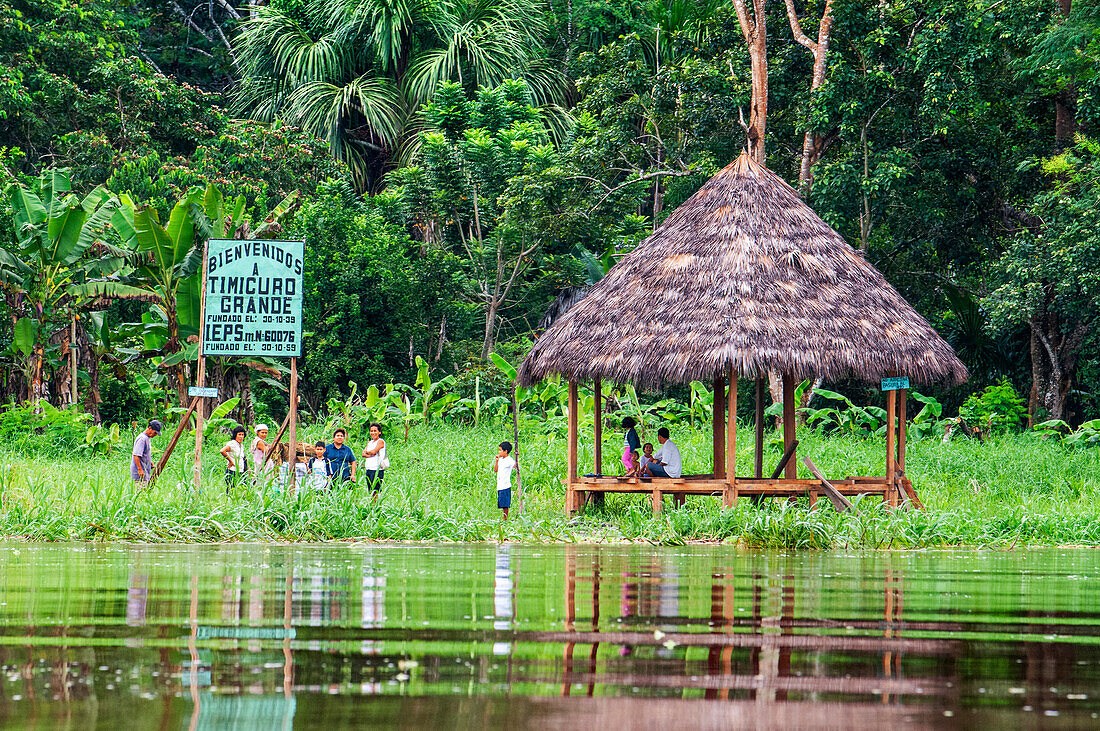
[565,474,897,513]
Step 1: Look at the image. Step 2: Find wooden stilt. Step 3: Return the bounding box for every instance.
[567,381,578,514]
[724,366,738,506]
[782,373,797,479]
[593,378,602,475]
[754,377,764,479]
[592,378,604,509]
[288,357,298,492]
[898,388,907,475]
[712,374,725,478]
[886,388,897,508]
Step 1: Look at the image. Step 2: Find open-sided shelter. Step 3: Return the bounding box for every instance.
[517,152,967,513]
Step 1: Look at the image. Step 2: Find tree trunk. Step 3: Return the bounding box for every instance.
[1028,309,1088,423]
[1055,0,1076,148]
[481,297,500,361]
[30,342,48,406]
[784,0,835,193]
[733,0,768,163]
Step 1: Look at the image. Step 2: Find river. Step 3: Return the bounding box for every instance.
[0,543,1098,728]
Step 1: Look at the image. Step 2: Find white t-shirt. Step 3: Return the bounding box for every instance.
[308,457,328,490]
[363,439,386,471]
[223,440,246,472]
[654,439,682,478]
[496,456,516,491]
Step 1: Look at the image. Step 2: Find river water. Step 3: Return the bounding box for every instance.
[0,543,1098,729]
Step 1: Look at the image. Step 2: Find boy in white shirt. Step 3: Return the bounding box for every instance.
[493,441,517,520]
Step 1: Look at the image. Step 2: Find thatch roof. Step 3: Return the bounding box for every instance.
[517,152,967,389]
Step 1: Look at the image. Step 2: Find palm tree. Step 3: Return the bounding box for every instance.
[232,0,567,189]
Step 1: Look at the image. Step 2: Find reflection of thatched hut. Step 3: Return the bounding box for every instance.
[518,152,966,513]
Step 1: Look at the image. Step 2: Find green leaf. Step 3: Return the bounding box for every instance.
[13,317,37,357]
[490,352,517,380]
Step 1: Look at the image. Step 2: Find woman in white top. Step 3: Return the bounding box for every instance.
[361,423,387,496]
[220,426,248,491]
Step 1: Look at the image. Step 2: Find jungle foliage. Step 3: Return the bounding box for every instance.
[0,0,1099,432]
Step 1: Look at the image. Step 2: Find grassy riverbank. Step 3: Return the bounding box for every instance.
[0,422,1098,547]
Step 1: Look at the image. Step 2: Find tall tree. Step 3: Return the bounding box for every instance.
[732,0,768,163]
[784,0,835,192]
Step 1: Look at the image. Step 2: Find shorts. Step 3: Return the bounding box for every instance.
[363,469,384,491]
[497,488,511,509]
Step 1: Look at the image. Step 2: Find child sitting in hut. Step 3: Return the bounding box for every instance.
[637,443,655,477]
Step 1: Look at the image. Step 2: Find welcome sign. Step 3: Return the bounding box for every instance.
[202,239,304,357]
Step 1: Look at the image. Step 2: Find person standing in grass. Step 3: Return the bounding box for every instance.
[494,441,517,520]
[307,441,329,491]
[250,424,274,486]
[220,426,248,490]
[360,423,387,497]
[131,419,162,483]
[324,428,357,485]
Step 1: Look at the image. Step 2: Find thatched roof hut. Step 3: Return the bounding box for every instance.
[518,151,967,389]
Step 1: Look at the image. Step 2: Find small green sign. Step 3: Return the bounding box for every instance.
[202,239,303,357]
[881,377,910,391]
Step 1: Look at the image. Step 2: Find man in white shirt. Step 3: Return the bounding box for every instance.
[643,428,682,478]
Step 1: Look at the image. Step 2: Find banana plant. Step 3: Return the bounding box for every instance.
[688,380,713,426]
[202,397,243,436]
[3,169,122,402]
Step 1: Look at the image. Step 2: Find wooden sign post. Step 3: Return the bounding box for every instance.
[193,243,210,492]
[201,238,305,493]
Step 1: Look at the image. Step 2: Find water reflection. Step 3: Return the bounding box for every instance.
[0,544,1099,728]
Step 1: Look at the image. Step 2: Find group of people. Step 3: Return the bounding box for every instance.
[219,424,389,492]
[620,417,681,479]
[128,418,389,493]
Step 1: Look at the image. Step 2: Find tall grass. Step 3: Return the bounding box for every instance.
[0,420,1097,547]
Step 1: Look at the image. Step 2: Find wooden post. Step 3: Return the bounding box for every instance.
[288,357,298,491]
[782,373,797,479]
[712,374,725,478]
[149,396,201,488]
[724,366,737,506]
[754,377,765,479]
[897,388,907,475]
[192,242,209,493]
[566,381,578,513]
[886,388,897,507]
[70,316,78,405]
[593,378,602,475]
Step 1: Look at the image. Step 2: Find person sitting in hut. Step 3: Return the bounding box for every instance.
[637,442,655,476]
[642,428,681,479]
[621,417,641,476]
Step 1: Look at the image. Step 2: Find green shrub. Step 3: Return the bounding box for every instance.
[959,379,1027,437]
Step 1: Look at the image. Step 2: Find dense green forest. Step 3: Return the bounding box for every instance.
[1,0,1098,429]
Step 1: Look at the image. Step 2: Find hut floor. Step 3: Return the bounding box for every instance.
[567,475,904,514]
